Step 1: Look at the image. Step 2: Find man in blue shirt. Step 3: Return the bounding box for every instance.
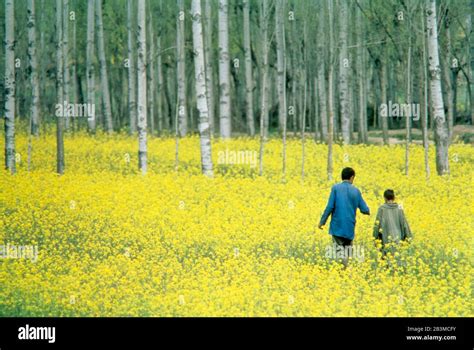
[318,168,370,264]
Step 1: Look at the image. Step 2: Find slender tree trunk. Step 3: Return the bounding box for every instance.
[301,78,307,181]
[442,2,454,140]
[405,37,412,175]
[147,1,156,135]
[127,0,137,134]
[469,5,474,125]
[339,0,351,144]
[243,0,255,136]
[27,0,40,137]
[275,0,287,175]
[259,0,269,176]
[317,3,328,143]
[96,0,113,133]
[276,0,286,134]
[157,33,165,132]
[420,11,431,180]
[380,47,389,145]
[56,0,65,174]
[177,0,187,136]
[218,0,231,138]
[313,77,319,141]
[327,0,334,180]
[71,1,78,132]
[137,0,147,174]
[356,5,366,143]
[4,0,15,174]
[86,0,96,132]
[204,0,215,134]
[426,0,449,175]
[63,0,70,130]
[191,0,213,177]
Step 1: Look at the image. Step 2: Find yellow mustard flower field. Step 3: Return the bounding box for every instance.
[1,133,473,316]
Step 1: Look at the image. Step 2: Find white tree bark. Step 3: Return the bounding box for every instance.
[276,0,287,174]
[356,5,366,143]
[405,23,412,176]
[147,1,156,135]
[203,0,215,134]
[177,0,187,136]
[317,3,328,142]
[27,0,40,137]
[137,0,147,174]
[4,0,15,173]
[63,0,70,130]
[338,0,351,145]
[86,0,96,132]
[275,0,286,134]
[96,0,113,133]
[127,0,137,134]
[420,8,431,180]
[191,0,214,176]
[426,0,449,175]
[380,48,389,145]
[259,0,269,176]
[157,32,165,132]
[56,0,65,174]
[71,2,78,131]
[327,0,335,180]
[243,0,255,136]
[218,0,231,138]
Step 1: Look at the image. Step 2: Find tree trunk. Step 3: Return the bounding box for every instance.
[405,39,412,176]
[259,0,269,176]
[426,0,449,175]
[137,0,147,174]
[313,77,319,141]
[243,0,255,136]
[276,0,287,135]
[56,0,65,174]
[204,0,215,134]
[157,33,165,132]
[27,0,40,137]
[327,0,334,180]
[275,0,287,175]
[420,10,430,180]
[339,0,351,145]
[127,0,137,134]
[356,5,366,143]
[191,0,213,177]
[442,2,454,140]
[86,0,96,132]
[469,3,474,125]
[4,0,15,174]
[317,4,328,143]
[63,0,70,130]
[380,47,389,145]
[218,0,231,138]
[96,0,113,133]
[147,0,156,135]
[177,0,187,136]
[71,1,78,132]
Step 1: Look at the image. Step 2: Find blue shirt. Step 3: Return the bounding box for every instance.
[319,181,370,240]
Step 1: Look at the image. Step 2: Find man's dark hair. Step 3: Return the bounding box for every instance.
[384,189,395,201]
[341,167,355,180]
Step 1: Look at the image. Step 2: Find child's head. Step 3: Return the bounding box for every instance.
[341,167,355,182]
[384,189,395,202]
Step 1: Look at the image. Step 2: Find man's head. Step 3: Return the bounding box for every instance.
[384,189,395,202]
[341,167,355,183]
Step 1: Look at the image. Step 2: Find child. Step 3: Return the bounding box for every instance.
[373,189,412,257]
